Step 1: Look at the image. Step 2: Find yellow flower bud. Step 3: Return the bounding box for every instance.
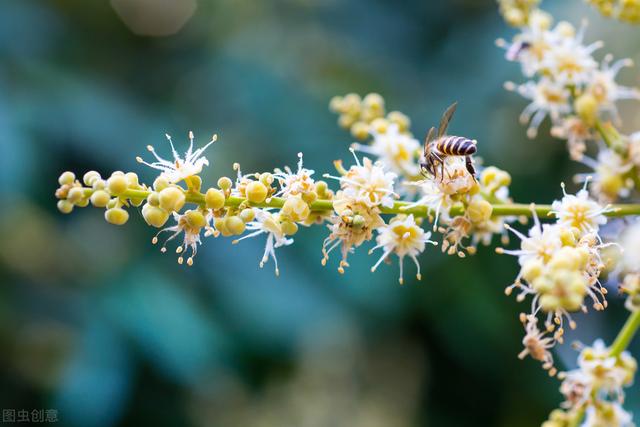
[205,188,226,210]
[142,204,170,228]
[352,214,366,229]
[83,171,101,186]
[467,199,493,224]
[107,174,129,196]
[240,208,255,223]
[153,176,169,192]
[302,191,317,204]
[329,95,344,113]
[225,216,246,235]
[599,172,624,199]
[260,173,274,186]
[67,187,85,204]
[504,8,525,27]
[158,187,186,212]
[217,176,233,190]
[315,180,328,197]
[362,93,385,113]
[370,117,389,133]
[522,259,544,282]
[184,209,207,229]
[57,200,74,214]
[125,172,139,188]
[350,121,370,140]
[338,114,357,129]
[342,93,361,116]
[246,181,268,204]
[387,111,410,132]
[147,192,160,207]
[282,195,310,222]
[214,217,230,236]
[105,207,129,225]
[58,171,75,186]
[281,220,298,236]
[90,190,111,208]
[575,93,598,125]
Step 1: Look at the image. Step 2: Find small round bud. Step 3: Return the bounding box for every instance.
[246,181,268,204]
[362,93,385,113]
[76,197,90,207]
[342,93,361,116]
[281,221,298,236]
[467,199,493,224]
[556,21,575,37]
[387,111,410,132]
[92,179,106,190]
[142,203,170,228]
[67,187,85,204]
[57,200,74,214]
[214,217,230,236]
[370,117,389,134]
[260,173,274,186]
[350,122,370,140]
[184,209,207,229]
[107,174,129,196]
[159,187,186,212]
[504,8,525,27]
[205,188,226,210]
[105,207,129,225]
[153,176,169,192]
[225,216,246,235]
[240,208,255,223]
[218,176,233,190]
[83,171,101,186]
[58,171,75,186]
[302,191,317,204]
[187,175,202,192]
[147,192,160,207]
[575,93,598,125]
[338,114,357,129]
[329,95,344,113]
[125,172,139,188]
[90,190,111,208]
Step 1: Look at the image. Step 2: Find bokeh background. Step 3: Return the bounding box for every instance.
[2,0,640,426]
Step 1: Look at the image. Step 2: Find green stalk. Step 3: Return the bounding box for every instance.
[115,188,640,218]
[609,310,640,357]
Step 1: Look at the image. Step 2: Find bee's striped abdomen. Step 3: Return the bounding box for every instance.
[437,135,477,156]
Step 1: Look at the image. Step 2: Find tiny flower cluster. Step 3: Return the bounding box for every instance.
[588,0,640,24]
[498,5,640,204]
[543,340,637,427]
[498,183,613,375]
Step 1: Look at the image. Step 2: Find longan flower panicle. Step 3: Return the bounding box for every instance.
[232,209,295,276]
[369,214,437,284]
[136,131,217,184]
[550,180,613,236]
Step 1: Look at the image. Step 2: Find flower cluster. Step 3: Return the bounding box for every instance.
[498,183,614,374]
[498,6,640,205]
[587,0,640,24]
[543,340,637,427]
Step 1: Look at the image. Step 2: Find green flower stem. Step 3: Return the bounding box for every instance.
[595,119,628,156]
[609,310,640,357]
[116,188,640,218]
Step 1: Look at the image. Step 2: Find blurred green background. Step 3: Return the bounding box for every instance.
[1,0,640,426]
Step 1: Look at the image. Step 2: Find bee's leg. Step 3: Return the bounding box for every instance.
[465,156,476,180]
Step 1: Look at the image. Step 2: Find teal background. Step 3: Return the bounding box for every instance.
[1,0,639,426]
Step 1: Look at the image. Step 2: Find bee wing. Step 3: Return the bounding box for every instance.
[424,126,436,155]
[438,102,458,138]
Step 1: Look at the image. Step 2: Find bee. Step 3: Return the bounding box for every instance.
[420,102,477,181]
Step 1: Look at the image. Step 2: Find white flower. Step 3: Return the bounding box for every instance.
[501,210,563,267]
[519,317,557,376]
[621,220,640,273]
[589,55,640,124]
[352,124,421,177]
[551,182,612,235]
[369,214,437,284]
[583,403,633,427]
[403,179,453,230]
[541,23,601,86]
[136,132,217,183]
[232,209,294,276]
[506,78,571,138]
[577,148,634,203]
[324,151,397,209]
[273,152,316,198]
[152,210,211,266]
